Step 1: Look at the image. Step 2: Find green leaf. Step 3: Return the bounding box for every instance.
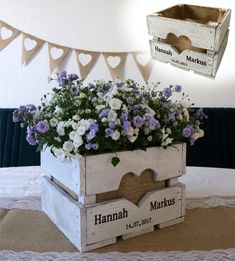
[111,156,120,167]
[36,144,44,152]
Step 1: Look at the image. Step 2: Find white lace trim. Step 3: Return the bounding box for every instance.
[0,249,235,261]
[1,196,235,211]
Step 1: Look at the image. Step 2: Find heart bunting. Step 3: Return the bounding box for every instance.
[0,21,19,51]
[103,52,127,80]
[48,43,70,73]
[21,33,44,65]
[132,52,154,82]
[76,50,99,79]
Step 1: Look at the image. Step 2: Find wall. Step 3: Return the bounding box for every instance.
[0,0,234,108]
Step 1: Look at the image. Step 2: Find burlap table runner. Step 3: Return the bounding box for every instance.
[0,207,235,252]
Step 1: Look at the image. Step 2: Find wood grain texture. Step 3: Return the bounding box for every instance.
[147,5,231,52]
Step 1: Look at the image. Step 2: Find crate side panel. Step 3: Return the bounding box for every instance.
[147,15,216,50]
[41,148,82,195]
[150,40,214,76]
[86,143,185,195]
[86,185,183,244]
[42,176,82,250]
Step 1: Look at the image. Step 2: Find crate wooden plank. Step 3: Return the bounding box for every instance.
[150,30,228,78]
[147,4,231,51]
[86,185,183,244]
[157,216,185,229]
[41,148,86,196]
[85,143,186,195]
[42,176,83,250]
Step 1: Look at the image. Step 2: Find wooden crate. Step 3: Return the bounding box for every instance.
[146,4,231,78]
[41,143,186,252]
[149,30,229,78]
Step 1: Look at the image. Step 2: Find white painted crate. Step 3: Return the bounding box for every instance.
[42,176,185,252]
[41,143,186,251]
[149,30,229,78]
[146,4,231,78]
[41,143,186,205]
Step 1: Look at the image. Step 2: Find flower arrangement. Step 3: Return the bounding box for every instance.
[13,71,207,166]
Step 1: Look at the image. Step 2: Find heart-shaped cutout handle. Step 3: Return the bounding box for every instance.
[1,27,13,40]
[24,38,37,51]
[107,56,121,68]
[136,54,150,67]
[50,47,64,60]
[78,53,92,66]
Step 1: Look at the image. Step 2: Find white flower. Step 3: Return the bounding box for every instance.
[108,110,117,121]
[109,98,122,110]
[128,135,138,143]
[72,115,81,121]
[72,121,80,130]
[53,148,66,161]
[109,86,118,96]
[143,105,156,116]
[103,92,113,102]
[101,117,107,123]
[161,128,169,140]
[166,128,172,134]
[77,125,86,136]
[54,106,62,114]
[122,104,128,113]
[161,137,174,146]
[69,131,76,141]
[126,127,134,136]
[50,118,58,127]
[95,105,105,111]
[79,93,87,99]
[192,129,204,141]
[115,119,121,125]
[63,141,74,153]
[64,120,72,128]
[54,137,61,142]
[80,119,90,130]
[183,108,190,121]
[112,130,120,141]
[144,127,150,135]
[70,153,82,160]
[73,135,83,149]
[176,114,183,121]
[57,122,65,136]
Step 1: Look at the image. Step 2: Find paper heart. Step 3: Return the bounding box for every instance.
[24,38,37,51]
[0,27,13,40]
[50,47,64,60]
[136,54,150,66]
[78,53,92,66]
[107,56,121,68]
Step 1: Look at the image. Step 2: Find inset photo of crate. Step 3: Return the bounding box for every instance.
[41,143,186,252]
[147,4,231,78]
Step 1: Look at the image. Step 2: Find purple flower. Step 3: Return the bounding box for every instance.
[133,116,144,128]
[89,123,99,132]
[92,143,99,150]
[123,121,131,133]
[147,116,160,130]
[173,121,178,126]
[18,105,26,114]
[12,110,21,123]
[26,134,37,145]
[196,108,208,120]
[132,104,141,110]
[109,121,116,129]
[85,143,92,150]
[70,86,78,95]
[105,128,114,137]
[116,82,124,87]
[36,120,50,133]
[182,125,193,138]
[99,109,110,118]
[163,87,172,98]
[68,73,78,82]
[175,85,182,92]
[121,114,128,122]
[88,83,95,89]
[168,113,175,121]
[26,104,36,111]
[57,70,68,86]
[87,129,96,140]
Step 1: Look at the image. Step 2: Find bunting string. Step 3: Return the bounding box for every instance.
[0,20,154,81]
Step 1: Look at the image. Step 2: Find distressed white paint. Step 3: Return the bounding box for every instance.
[41,143,186,197]
[147,7,231,51]
[157,216,185,229]
[86,185,183,244]
[0,0,235,108]
[149,30,229,78]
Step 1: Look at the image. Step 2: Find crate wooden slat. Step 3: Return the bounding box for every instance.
[149,30,229,78]
[41,143,186,204]
[42,176,185,251]
[147,4,231,51]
